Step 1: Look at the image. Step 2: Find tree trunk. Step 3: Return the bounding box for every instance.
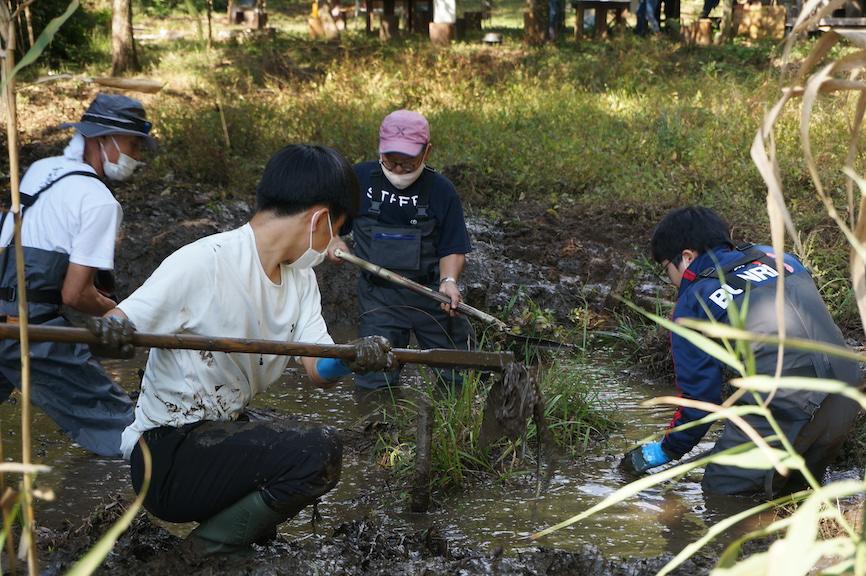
[524,0,547,45]
[111,0,138,76]
[206,0,213,50]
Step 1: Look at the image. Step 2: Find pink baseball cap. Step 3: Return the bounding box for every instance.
[378,110,429,156]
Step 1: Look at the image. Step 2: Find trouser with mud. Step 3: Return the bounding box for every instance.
[0,317,134,458]
[130,419,343,552]
[356,276,472,390]
[703,392,860,497]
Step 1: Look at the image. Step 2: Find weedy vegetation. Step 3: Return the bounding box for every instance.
[372,349,616,496]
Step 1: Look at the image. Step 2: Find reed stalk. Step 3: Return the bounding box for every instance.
[1,11,37,576]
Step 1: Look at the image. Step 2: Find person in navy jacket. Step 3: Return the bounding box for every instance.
[622,206,861,496]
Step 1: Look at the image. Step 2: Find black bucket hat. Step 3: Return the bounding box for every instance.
[59,93,156,151]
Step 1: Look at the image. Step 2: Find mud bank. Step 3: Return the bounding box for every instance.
[40,507,716,576]
[112,186,664,328]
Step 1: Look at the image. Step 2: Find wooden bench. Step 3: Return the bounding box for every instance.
[572,0,630,38]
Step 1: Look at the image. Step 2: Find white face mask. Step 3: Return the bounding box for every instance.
[101,137,141,182]
[380,160,425,190]
[289,209,333,269]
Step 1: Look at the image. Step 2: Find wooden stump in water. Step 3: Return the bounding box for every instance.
[409,396,433,513]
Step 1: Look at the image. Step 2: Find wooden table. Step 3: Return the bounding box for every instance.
[572,0,630,38]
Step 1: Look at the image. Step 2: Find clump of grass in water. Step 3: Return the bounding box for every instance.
[373,354,615,496]
[528,356,616,457]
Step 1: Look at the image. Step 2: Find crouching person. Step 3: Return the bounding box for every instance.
[622,206,860,497]
[98,144,394,554]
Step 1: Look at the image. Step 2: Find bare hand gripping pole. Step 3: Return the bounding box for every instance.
[0,323,514,371]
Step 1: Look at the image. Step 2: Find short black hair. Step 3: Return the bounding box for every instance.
[650,206,733,263]
[255,144,359,220]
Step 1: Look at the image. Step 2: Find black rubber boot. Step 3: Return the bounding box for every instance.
[187,491,295,556]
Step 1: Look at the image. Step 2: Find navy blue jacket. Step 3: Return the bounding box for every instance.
[662,244,810,457]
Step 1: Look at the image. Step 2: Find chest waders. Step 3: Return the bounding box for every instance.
[0,170,133,458]
[352,168,471,390]
[695,244,860,497]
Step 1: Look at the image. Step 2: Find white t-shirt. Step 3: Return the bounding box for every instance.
[1,152,122,270]
[118,223,333,459]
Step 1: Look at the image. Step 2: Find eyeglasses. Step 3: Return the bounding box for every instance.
[380,152,425,172]
[658,255,683,285]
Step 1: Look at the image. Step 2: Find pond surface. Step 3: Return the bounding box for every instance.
[0,345,773,560]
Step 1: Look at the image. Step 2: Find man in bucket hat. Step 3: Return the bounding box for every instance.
[329,109,474,391]
[0,92,155,458]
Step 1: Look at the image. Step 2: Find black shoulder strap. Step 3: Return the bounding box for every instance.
[1,170,104,238]
[697,243,790,291]
[21,170,104,208]
[697,244,765,279]
[370,168,385,217]
[0,169,104,292]
[370,167,430,224]
[414,181,430,221]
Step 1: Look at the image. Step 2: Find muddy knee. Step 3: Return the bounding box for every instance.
[264,424,343,508]
[309,425,343,495]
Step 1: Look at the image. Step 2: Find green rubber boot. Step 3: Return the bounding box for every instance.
[187,491,291,556]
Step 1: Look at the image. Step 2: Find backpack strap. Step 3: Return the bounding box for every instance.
[697,243,790,292]
[1,170,104,238]
[370,166,430,225]
[0,170,104,308]
[20,170,104,208]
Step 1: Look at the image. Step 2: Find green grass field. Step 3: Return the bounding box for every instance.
[17,0,866,332]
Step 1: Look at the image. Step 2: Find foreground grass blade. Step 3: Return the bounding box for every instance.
[645,396,789,475]
[658,490,810,576]
[636,403,768,444]
[3,0,79,90]
[771,481,865,575]
[622,300,745,376]
[66,439,151,576]
[677,319,866,364]
[713,549,770,576]
[0,464,50,474]
[729,376,866,411]
[530,444,798,540]
[716,481,865,572]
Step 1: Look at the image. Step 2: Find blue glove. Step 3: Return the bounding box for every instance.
[316,357,352,381]
[620,441,673,475]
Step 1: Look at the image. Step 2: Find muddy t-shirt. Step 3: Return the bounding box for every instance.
[348,161,472,257]
[117,224,333,460]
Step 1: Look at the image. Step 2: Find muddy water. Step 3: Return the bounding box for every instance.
[0,347,765,559]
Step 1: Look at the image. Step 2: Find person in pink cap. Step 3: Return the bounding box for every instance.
[329,109,473,390]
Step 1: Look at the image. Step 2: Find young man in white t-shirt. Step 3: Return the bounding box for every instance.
[94,144,394,555]
[0,93,154,457]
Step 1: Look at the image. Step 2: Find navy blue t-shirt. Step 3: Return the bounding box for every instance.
[348,161,472,257]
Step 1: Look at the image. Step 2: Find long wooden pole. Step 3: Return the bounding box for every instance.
[0,324,515,371]
[2,16,37,575]
[336,249,578,351]
[334,249,508,330]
